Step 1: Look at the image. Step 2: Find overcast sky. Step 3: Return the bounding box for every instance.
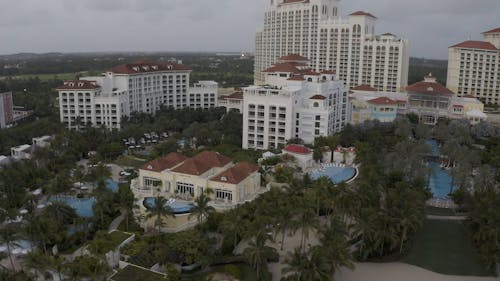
[1,0,499,59]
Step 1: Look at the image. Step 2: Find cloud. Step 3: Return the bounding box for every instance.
[0,0,498,58]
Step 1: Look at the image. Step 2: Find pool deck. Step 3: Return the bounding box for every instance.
[426,198,457,209]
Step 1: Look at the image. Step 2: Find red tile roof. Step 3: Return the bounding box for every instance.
[263,63,301,73]
[350,11,377,19]
[287,76,306,81]
[278,54,309,61]
[367,97,398,106]
[352,84,377,92]
[140,152,187,172]
[280,0,310,5]
[210,162,258,185]
[406,80,455,95]
[310,95,326,100]
[450,41,497,51]
[171,151,231,176]
[220,91,243,100]
[302,69,320,76]
[483,27,500,34]
[56,80,100,90]
[283,144,312,155]
[321,70,336,74]
[382,33,395,36]
[110,61,191,74]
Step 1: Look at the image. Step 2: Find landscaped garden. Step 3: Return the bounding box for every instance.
[404,219,494,276]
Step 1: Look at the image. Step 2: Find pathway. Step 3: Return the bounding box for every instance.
[108,210,126,232]
[427,215,467,221]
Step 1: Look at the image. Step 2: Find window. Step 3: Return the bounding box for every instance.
[176,182,194,195]
[313,102,319,107]
[215,189,233,202]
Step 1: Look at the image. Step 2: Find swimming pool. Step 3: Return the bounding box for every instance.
[425,139,457,199]
[428,162,457,199]
[309,165,357,184]
[143,197,194,214]
[49,197,97,218]
[106,179,119,193]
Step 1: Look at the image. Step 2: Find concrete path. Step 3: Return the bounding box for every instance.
[108,210,126,232]
[427,215,467,221]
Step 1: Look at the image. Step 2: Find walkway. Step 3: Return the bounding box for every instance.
[108,210,126,232]
[427,215,466,221]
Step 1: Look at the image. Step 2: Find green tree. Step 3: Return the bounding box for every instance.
[189,190,215,227]
[146,196,175,233]
[243,231,277,281]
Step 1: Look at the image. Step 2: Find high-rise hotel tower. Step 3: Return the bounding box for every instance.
[254,0,409,92]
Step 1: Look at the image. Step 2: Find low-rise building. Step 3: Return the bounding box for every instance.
[32,135,53,148]
[11,144,32,160]
[348,75,487,125]
[131,151,264,211]
[282,144,314,171]
[219,91,244,113]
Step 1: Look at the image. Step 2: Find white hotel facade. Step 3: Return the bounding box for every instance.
[447,27,500,105]
[255,0,409,92]
[243,55,347,150]
[57,61,218,130]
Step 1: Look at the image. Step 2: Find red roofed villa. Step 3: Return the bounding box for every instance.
[132,150,266,232]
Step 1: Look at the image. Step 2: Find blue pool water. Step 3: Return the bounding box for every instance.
[106,179,119,193]
[143,197,194,214]
[428,162,457,199]
[310,166,357,184]
[49,197,97,218]
[425,139,457,199]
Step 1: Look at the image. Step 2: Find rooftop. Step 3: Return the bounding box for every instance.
[140,152,187,172]
[278,54,309,61]
[283,144,312,155]
[310,95,326,100]
[171,151,232,176]
[56,80,100,90]
[367,97,398,106]
[110,60,191,75]
[210,162,259,185]
[350,11,377,19]
[352,84,377,92]
[482,27,500,34]
[406,74,454,95]
[450,40,498,51]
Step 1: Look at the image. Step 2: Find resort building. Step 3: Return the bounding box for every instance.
[254,0,409,92]
[218,90,244,113]
[243,55,348,150]
[447,27,500,105]
[11,144,32,160]
[282,144,314,171]
[348,75,487,125]
[32,135,53,148]
[0,92,14,129]
[57,61,218,130]
[131,151,264,211]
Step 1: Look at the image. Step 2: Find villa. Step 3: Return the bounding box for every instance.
[131,151,264,210]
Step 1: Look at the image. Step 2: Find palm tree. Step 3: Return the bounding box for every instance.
[243,231,277,280]
[0,225,19,271]
[23,250,48,281]
[43,201,78,225]
[146,196,174,233]
[292,200,318,252]
[189,190,215,226]
[282,246,331,281]
[275,200,296,251]
[219,211,250,250]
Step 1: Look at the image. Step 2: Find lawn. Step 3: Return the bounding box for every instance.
[114,155,147,169]
[109,264,165,281]
[0,72,85,81]
[403,219,494,276]
[182,263,258,281]
[88,230,133,254]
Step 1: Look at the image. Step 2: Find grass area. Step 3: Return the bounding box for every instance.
[118,216,144,234]
[114,155,147,168]
[0,72,85,81]
[403,219,494,276]
[110,264,165,281]
[182,263,257,281]
[89,230,132,254]
[425,206,457,216]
